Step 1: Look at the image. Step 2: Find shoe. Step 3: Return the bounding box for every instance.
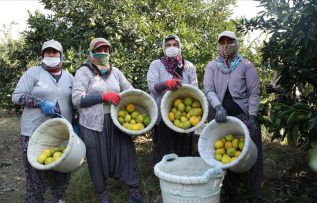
[99,191,111,203]
[128,187,146,203]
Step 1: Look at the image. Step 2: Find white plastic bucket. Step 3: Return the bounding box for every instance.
[27,118,86,173]
[198,116,258,173]
[160,84,209,134]
[154,154,224,203]
[110,89,158,137]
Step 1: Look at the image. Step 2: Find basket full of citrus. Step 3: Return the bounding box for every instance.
[198,116,258,173]
[160,84,209,133]
[110,89,158,136]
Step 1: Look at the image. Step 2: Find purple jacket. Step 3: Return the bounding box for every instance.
[203,59,260,116]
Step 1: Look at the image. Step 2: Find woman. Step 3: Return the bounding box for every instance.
[12,39,73,203]
[72,38,145,203]
[147,34,198,165]
[203,31,263,202]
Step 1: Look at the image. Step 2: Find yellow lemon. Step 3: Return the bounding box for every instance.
[175,111,182,119]
[45,157,55,165]
[42,149,52,157]
[232,138,239,149]
[225,134,234,141]
[53,152,63,159]
[126,103,135,113]
[226,147,236,157]
[173,119,181,128]
[183,98,193,106]
[123,122,130,129]
[239,141,244,150]
[189,116,200,126]
[192,100,201,108]
[137,123,145,130]
[171,107,177,113]
[185,105,192,113]
[221,154,231,164]
[118,117,124,124]
[214,153,222,161]
[215,148,225,155]
[131,124,140,131]
[180,116,188,122]
[235,151,241,157]
[173,99,182,108]
[214,140,224,149]
[177,103,185,112]
[118,110,126,117]
[37,154,47,164]
[168,112,175,121]
[224,141,233,149]
[131,111,139,119]
[124,114,132,122]
[136,115,144,123]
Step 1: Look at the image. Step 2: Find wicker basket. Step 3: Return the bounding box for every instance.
[160,84,209,134]
[27,118,86,173]
[110,89,158,137]
[198,116,258,173]
[154,154,224,203]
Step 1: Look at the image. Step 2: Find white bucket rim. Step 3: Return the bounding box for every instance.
[110,89,158,136]
[27,118,75,170]
[198,116,251,169]
[154,154,224,184]
[160,84,209,133]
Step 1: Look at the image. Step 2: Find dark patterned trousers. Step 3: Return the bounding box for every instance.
[20,136,71,203]
[221,114,264,202]
[152,121,194,165]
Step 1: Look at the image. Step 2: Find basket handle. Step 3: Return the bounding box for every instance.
[162,153,178,162]
[203,167,224,180]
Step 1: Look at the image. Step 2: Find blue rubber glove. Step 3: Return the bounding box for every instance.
[215,105,228,123]
[247,115,259,138]
[39,100,56,116]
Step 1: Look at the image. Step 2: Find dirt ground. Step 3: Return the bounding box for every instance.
[0,111,24,203]
[1,110,317,203]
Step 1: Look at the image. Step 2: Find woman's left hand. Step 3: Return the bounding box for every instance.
[247,115,259,138]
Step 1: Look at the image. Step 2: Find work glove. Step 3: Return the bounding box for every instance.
[165,79,182,91]
[102,92,121,105]
[215,105,228,123]
[247,115,259,138]
[39,100,56,116]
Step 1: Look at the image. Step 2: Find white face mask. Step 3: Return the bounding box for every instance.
[165,47,179,57]
[42,57,61,67]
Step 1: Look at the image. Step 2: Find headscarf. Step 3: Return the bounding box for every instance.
[161,34,184,79]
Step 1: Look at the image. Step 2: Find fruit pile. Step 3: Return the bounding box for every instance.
[37,146,65,165]
[213,134,244,164]
[168,97,202,129]
[117,103,151,131]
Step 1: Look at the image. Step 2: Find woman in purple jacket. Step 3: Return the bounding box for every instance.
[203,31,263,202]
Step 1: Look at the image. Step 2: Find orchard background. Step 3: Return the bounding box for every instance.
[0,0,317,202]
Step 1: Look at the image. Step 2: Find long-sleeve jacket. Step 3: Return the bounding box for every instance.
[204,59,260,116]
[147,59,198,124]
[12,66,74,136]
[72,65,133,132]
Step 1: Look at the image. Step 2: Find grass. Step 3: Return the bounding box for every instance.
[1,111,317,203]
[65,133,317,203]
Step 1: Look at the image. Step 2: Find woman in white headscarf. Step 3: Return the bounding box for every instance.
[147,34,198,165]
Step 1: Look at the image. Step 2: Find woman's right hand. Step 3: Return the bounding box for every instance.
[165,79,182,91]
[39,100,56,116]
[102,92,121,105]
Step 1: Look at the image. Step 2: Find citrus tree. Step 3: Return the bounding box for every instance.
[241,0,317,146]
[1,0,242,111]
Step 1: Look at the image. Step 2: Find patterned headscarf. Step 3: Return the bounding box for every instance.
[161,34,184,79]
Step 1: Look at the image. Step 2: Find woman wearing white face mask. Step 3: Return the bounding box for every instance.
[147,34,198,165]
[12,39,74,203]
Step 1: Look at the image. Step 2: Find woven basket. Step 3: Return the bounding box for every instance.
[198,116,258,173]
[110,89,158,137]
[27,118,86,173]
[160,84,209,133]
